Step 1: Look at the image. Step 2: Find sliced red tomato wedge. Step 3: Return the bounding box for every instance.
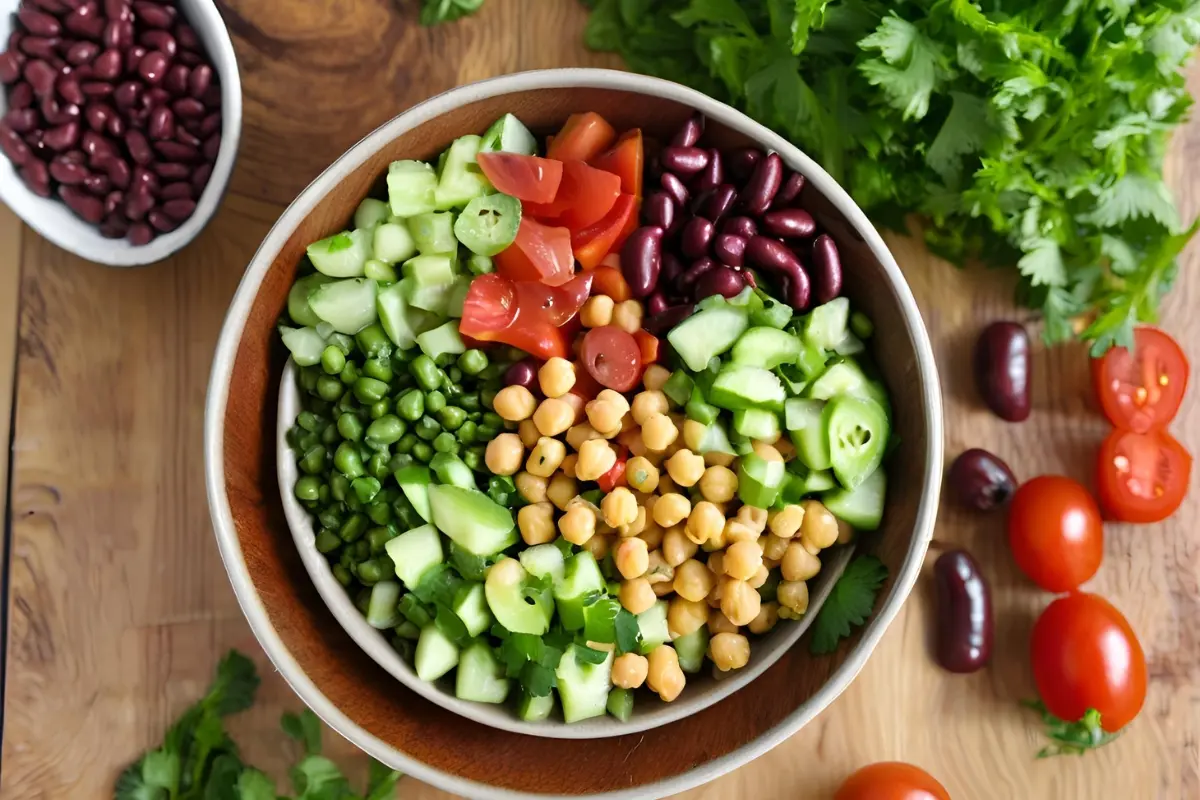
[591,129,644,198]
[494,217,575,286]
[571,193,639,270]
[588,265,632,302]
[459,273,593,361]
[634,329,660,364]
[1091,326,1189,433]
[547,112,616,163]
[580,325,641,392]
[525,161,622,231]
[598,446,629,492]
[1096,427,1192,523]
[476,152,563,204]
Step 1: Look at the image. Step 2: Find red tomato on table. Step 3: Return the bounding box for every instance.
[835,762,950,800]
[494,217,574,286]
[547,112,616,163]
[1096,427,1191,522]
[1091,326,1188,433]
[476,152,563,204]
[591,128,644,198]
[524,161,622,231]
[1007,475,1103,592]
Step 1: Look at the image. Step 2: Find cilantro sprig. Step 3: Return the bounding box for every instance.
[808,554,889,655]
[1022,700,1122,758]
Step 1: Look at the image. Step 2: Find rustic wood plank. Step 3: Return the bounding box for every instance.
[1,0,1197,797]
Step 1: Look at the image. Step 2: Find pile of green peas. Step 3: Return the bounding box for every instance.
[285,320,514,613]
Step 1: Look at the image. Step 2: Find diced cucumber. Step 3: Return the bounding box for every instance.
[825,395,889,490]
[377,281,431,350]
[307,228,373,278]
[387,160,438,218]
[395,465,432,522]
[447,275,471,318]
[792,466,837,494]
[364,259,398,283]
[733,408,781,442]
[834,332,865,356]
[466,253,494,275]
[417,320,466,360]
[517,690,555,722]
[394,620,420,640]
[485,557,553,635]
[731,327,802,369]
[520,543,566,585]
[480,113,537,155]
[606,687,634,722]
[673,627,709,674]
[408,211,458,255]
[709,365,786,412]
[404,274,457,316]
[555,645,613,723]
[823,466,887,530]
[636,600,671,654]
[804,297,850,352]
[414,625,459,681]
[806,359,870,401]
[287,273,333,326]
[279,325,328,367]
[385,524,443,589]
[405,253,457,287]
[554,552,605,631]
[785,398,831,471]
[428,484,517,555]
[456,641,510,703]
[662,370,695,407]
[693,420,736,455]
[429,453,475,489]
[795,338,828,380]
[373,221,418,265]
[309,278,378,335]
[354,197,391,230]
[435,135,493,211]
[667,305,749,372]
[452,582,492,637]
[365,580,402,629]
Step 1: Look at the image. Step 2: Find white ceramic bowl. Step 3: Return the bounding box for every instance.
[0,0,241,266]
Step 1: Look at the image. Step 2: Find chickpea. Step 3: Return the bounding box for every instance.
[575,439,617,481]
[538,357,576,398]
[585,400,625,437]
[612,652,649,689]
[762,533,789,562]
[518,419,541,449]
[737,505,768,534]
[653,580,676,597]
[517,502,556,545]
[515,471,548,504]
[706,577,724,608]
[837,517,856,545]
[654,493,691,528]
[721,578,762,627]
[748,564,769,589]
[800,500,839,550]
[566,423,605,451]
[673,559,716,602]
[707,551,725,576]
[775,437,795,461]
[601,486,638,528]
[631,390,669,426]
[484,433,525,476]
[778,580,809,615]
[663,449,704,488]
[621,429,648,458]
[493,385,537,421]
[644,550,674,585]
[667,596,709,638]
[612,299,644,333]
[782,542,822,581]
[685,500,724,545]
[722,519,758,545]
[559,503,597,545]
[643,364,671,392]
[749,602,780,635]
[614,537,650,579]
[625,456,660,493]
[657,473,678,496]
[533,398,575,438]
[584,533,612,561]
[560,453,578,479]
[639,521,665,551]
[768,504,805,539]
[698,465,738,503]
[646,645,686,702]
[641,413,679,452]
[704,451,737,468]
[597,389,631,415]
[763,556,781,571]
[580,294,614,328]
[701,523,728,552]
[619,577,657,614]
[708,609,738,636]
[526,437,566,478]
[724,540,764,581]
[752,441,783,462]
[619,506,648,538]
[546,473,578,511]
[709,632,751,671]
[662,525,699,566]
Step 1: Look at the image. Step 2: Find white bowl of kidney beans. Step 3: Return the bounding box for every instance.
[0,0,240,266]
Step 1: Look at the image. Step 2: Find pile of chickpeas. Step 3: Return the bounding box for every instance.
[482,310,849,704]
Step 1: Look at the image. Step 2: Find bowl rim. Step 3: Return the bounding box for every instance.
[205,67,944,799]
[0,0,242,267]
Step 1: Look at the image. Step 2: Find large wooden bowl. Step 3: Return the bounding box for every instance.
[205,69,943,799]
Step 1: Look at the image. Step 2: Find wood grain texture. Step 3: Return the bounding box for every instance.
[1,1,1197,798]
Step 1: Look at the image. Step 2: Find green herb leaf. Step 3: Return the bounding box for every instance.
[290,754,353,800]
[365,759,402,800]
[614,608,643,654]
[1022,700,1121,757]
[573,642,610,665]
[282,709,323,756]
[236,769,279,800]
[450,543,498,581]
[809,555,888,655]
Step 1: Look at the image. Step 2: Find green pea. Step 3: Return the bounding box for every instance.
[368,451,391,480]
[346,493,363,512]
[294,475,323,501]
[366,525,396,554]
[459,393,481,412]
[334,442,365,478]
[300,365,322,393]
[369,399,390,420]
[458,349,488,376]
[350,539,371,561]
[315,528,341,554]
[367,499,393,526]
[479,361,508,382]
[308,398,332,415]
[354,377,390,404]
[320,424,341,446]
[335,392,358,414]
[338,513,369,542]
[388,453,414,474]
[321,345,346,375]
[297,430,320,452]
[476,424,500,441]
[447,366,463,384]
[415,415,441,441]
[352,476,382,504]
[357,558,388,585]
[457,420,477,444]
[366,415,406,446]
[364,357,393,383]
[466,444,487,464]
[410,354,442,391]
[330,474,350,503]
[317,484,330,505]
[286,426,304,451]
[438,406,467,431]
[432,432,458,454]
[397,389,425,421]
[338,549,357,570]
[339,360,360,386]
[316,375,344,402]
[299,445,327,475]
[395,432,417,455]
[332,564,353,587]
[412,442,433,463]
[393,371,414,390]
[356,323,393,359]
[425,390,447,414]
[318,507,343,531]
[482,411,505,429]
[481,388,498,409]
[462,448,483,472]
[297,411,323,433]
[338,412,365,442]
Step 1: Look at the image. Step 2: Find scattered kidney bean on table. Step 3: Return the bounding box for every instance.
[0,0,221,244]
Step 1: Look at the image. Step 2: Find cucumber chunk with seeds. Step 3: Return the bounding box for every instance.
[786,398,831,471]
[556,645,613,723]
[825,395,889,490]
[731,327,802,369]
[414,624,459,681]
[667,305,749,372]
[520,543,566,585]
[454,193,522,257]
[480,113,537,156]
[384,523,443,589]
[456,641,510,703]
[309,278,378,335]
[428,484,517,555]
[387,160,438,218]
[435,134,493,211]
[823,466,887,530]
[709,365,786,411]
[485,557,553,635]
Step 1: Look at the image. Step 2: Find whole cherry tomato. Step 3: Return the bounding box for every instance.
[1096,427,1191,523]
[1007,475,1103,592]
[834,762,950,800]
[1091,326,1188,433]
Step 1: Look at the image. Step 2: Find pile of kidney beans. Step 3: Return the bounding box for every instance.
[0,0,222,245]
[622,112,844,334]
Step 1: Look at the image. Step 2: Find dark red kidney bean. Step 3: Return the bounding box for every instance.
[0,52,22,85]
[177,49,201,67]
[155,160,188,179]
[775,171,806,207]
[124,187,154,219]
[81,130,111,160]
[99,212,130,239]
[103,0,129,18]
[20,37,62,60]
[695,266,746,301]
[727,147,762,183]
[23,129,51,161]
[175,22,200,52]
[644,191,675,231]
[41,95,79,125]
[670,112,703,147]
[646,292,668,316]
[49,156,88,184]
[134,1,176,28]
[691,148,722,194]
[974,321,1031,422]
[159,180,191,200]
[174,126,200,148]
[142,87,169,109]
[124,128,152,164]
[190,161,211,193]
[680,217,714,259]
[81,81,113,99]
[934,549,993,674]
[123,45,146,74]
[88,48,120,79]
[101,19,131,49]
[57,74,84,105]
[60,184,105,222]
[82,171,110,194]
[948,448,1016,511]
[64,41,99,66]
[161,198,195,221]
[62,148,86,164]
[140,30,176,58]
[763,208,817,239]
[741,152,783,215]
[127,220,154,244]
[810,234,842,304]
[699,183,736,222]
[43,121,80,150]
[678,257,714,292]
[153,139,197,161]
[24,59,57,96]
[745,236,810,310]
[661,252,683,284]
[5,108,39,134]
[659,171,689,209]
[504,359,537,390]
[103,189,123,215]
[201,133,220,161]
[18,9,62,37]
[106,112,124,137]
[105,156,130,188]
[660,146,708,176]
[642,304,694,336]
[84,102,111,131]
[114,80,140,108]
[20,160,53,196]
[138,51,168,84]
[132,164,158,192]
[713,233,746,268]
[172,96,204,118]
[621,225,664,298]
[9,82,35,109]
[147,208,178,232]
[147,105,174,139]
[0,124,32,166]
[65,7,106,40]
[198,111,220,137]
[163,63,188,94]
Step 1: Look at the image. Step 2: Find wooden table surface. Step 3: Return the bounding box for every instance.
[2,2,1199,798]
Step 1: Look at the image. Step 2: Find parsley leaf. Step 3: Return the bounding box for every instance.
[282,708,323,756]
[418,0,485,25]
[809,555,888,655]
[614,608,643,654]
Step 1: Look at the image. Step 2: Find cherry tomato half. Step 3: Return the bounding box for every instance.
[580,326,641,392]
[476,152,563,204]
[1031,592,1146,733]
[493,217,574,286]
[1091,326,1188,433]
[1007,475,1103,592]
[1096,427,1192,523]
[835,762,950,800]
[547,111,616,163]
[524,161,622,231]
